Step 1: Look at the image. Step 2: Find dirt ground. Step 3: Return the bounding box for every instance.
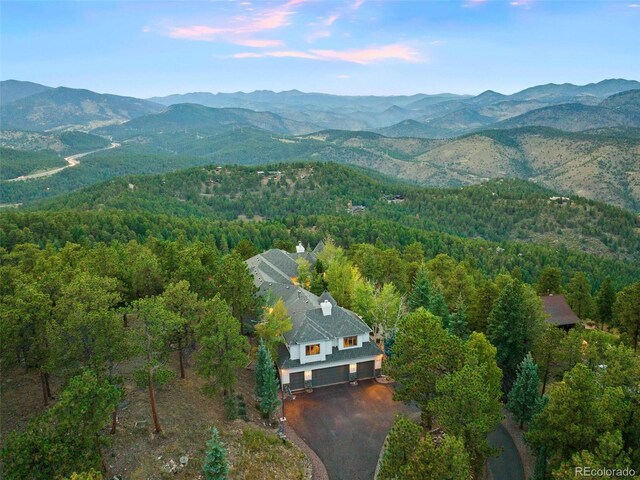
[1,353,310,480]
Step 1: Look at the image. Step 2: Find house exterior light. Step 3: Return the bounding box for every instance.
[304,370,312,381]
[375,356,383,370]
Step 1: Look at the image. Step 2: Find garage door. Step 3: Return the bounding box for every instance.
[312,365,350,387]
[357,361,375,379]
[289,372,305,391]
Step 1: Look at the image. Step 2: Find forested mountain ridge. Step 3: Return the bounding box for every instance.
[97,103,321,136]
[0,86,163,131]
[0,80,52,105]
[2,124,639,212]
[26,162,640,263]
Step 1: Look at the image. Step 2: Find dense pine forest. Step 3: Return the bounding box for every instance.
[1,160,639,479]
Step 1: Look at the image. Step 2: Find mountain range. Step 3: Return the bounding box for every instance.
[1,78,639,211]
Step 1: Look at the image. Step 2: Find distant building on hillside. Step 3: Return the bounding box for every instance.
[541,294,580,330]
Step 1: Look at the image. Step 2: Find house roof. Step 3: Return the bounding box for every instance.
[247,243,372,345]
[541,294,580,326]
[278,340,382,369]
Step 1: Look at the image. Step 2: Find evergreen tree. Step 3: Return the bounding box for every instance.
[531,446,548,480]
[0,370,120,480]
[566,272,594,320]
[232,238,259,260]
[408,266,431,311]
[387,309,466,428]
[448,295,470,339]
[196,295,250,396]
[428,285,451,330]
[402,434,472,480]
[595,276,615,328]
[161,280,206,379]
[202,427,229,480]
[537,267,563,295]
[377,414,422,480]
[468,280,499,333]
[259,360,280,422]
[309,271,326,296]
[383,328,396,358]
[214,253,256,321]
[488,279,537,388]
[254,340,280,421]
[507,353,542,428]
[613,281,640,351]
[430,362,503,475]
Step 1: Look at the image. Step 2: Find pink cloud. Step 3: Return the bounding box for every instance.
[324,13,340,26]
[169,25,228,40]
[234,38,284,47]
[166,0,307,46]
[351,0,365,10]
[266,50,319,59]
[310,44,423,64]
[233,44,424,65]
[233,52,265,58]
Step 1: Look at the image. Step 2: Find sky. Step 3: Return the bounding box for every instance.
[1,0,639,98]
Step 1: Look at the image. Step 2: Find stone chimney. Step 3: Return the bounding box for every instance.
[321,300,332,317]
[296,241,305,254]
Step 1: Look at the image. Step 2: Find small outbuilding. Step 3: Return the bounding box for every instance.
[541,294,580,330]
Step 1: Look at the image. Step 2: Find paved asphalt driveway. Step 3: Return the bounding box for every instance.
[284,380,418,480]
[488,424,525,480]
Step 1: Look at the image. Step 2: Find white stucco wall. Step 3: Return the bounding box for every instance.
[299,339,331,364]
[289,344,300,360]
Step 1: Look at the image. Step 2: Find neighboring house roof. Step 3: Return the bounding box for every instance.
[541,294,580,326]
[278,340,382,369]
[246,242,373,345]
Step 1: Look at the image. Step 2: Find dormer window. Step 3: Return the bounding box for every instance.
[305,344,321,356]
[343,336,358,348]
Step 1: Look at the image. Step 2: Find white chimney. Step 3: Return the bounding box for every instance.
[321,300,332,316]
[296,241,305,254]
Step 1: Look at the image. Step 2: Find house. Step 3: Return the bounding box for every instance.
[246,243,383,392]
[541,294,580,330]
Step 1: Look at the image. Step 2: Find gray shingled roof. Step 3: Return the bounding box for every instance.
[278,340,382,368]
[247,243,373,346]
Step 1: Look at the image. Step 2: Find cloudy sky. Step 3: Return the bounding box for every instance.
[2,0,639,97]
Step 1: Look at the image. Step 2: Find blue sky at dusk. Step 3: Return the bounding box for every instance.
[2,0,638,97]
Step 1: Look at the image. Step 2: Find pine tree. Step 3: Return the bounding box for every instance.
[259,358,280,422]
[378,414,422,480]
[531,446,548,480]
[537,267,562,295]
[196,295,250,396]
[566,272,594,320]
[448,295,470,339]
[202,427,229,480]
[408,267,431,311]
[255,340,280,421]
[488,279,536,387]
[595,276,615,328]
[254,340,267,400]
[507,353,542,428]
[428,286,450,329]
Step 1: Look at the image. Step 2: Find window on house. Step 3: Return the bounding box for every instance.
[343,336,358,348]
[305,344,321,356]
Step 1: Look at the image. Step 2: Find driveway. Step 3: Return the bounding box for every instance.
[488,424,525,480]
[284,380,418,480]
